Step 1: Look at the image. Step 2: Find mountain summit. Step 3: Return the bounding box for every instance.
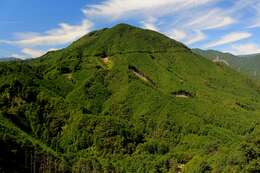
[69,23,188,55]
[1,24,260,173]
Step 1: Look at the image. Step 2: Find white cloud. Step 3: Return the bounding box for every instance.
[141,17,159,31]
[186,9,236,30]
[248,13,260,28]
[1,0,240,55]
[186,31,206,44]
[166,29,206,45]
[1,19,93,47]
[0,8,94,59]
[249,22,260,28]
[143,23,158,31]
[166,29,187,41]
[229,43,260,55]
[9,48,58,59]
[83,0,235,32]
[247,1,260,28]
[83,0,235,47]
[83,0,225,46]
[26,48,58,58]
[228,0,256,14]
[10,54,24,59]
[205,32,252,48]
[21,48,45,58]
[83,0,219,19]
[2,0,260,58]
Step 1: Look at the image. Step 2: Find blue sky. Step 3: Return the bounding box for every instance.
[1,0,260,58]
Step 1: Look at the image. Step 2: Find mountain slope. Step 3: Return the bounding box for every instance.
[193,48,260,79]
[238,53,260,77]
[1,24,260,173]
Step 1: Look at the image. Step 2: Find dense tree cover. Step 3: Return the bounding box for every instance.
[1,24,260,172]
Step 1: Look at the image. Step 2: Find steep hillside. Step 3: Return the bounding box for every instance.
[193,48,260,79]
[1,24,260,173]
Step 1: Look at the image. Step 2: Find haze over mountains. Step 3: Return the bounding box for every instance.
[1,24,260,173]
[193,49,260,79]
[0,57,20,62]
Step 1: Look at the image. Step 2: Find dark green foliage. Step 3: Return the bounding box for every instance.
[1,24,260,172]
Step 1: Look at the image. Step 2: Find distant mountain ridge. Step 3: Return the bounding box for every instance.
[0,57,20,62]
[192,48,260,79]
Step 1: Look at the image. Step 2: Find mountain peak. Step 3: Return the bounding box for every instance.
[69,23,189,56]
[112,23,136,29]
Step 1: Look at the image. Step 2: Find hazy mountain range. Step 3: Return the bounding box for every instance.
[193,49,260,79]
[0,57,20,62]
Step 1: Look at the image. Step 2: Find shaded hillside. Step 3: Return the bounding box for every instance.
[193,48,260,79]
[1,24,260,173]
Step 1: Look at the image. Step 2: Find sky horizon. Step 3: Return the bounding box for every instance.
[1,0,260,58]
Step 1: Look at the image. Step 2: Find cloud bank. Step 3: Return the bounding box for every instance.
[3,0,260,56]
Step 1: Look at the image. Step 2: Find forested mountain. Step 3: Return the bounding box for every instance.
[1,24,260,173]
